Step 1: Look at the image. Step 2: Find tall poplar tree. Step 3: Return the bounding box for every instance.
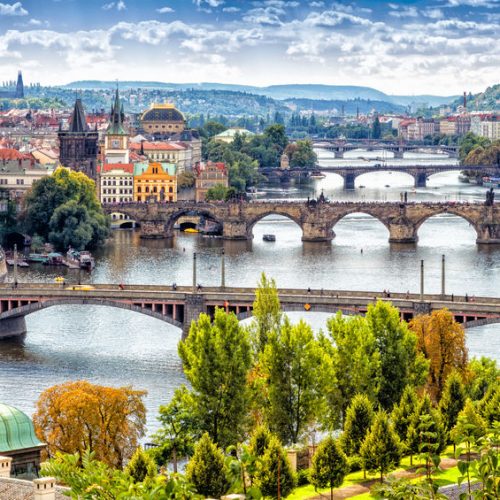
[178,308,252,448]
[340,394,374,457]
[439,371,466,443]
[391,385,418,447]
[360,411,402,482]
[262,318,326,445]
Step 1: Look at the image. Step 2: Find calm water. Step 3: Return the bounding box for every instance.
[1,150,499,436]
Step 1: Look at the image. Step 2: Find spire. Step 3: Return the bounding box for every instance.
[107,86,127,135]
[69,98,88,133]
[15,70,24,99]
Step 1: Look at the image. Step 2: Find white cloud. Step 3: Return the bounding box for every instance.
[102,1,126,11]
[423,8,444,19]
[444,0,499,7]
[0,2,28,16]
[243,6,286,25]
[388,4,419,18]
[309,1,324,6]
[156,6,174,13]
[222,6,240,12]
[117,0,126,10]
[193,0,224,7]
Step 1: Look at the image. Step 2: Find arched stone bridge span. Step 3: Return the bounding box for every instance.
[315,164,499,189]
[103,201,500,245]
[1,284,499,341]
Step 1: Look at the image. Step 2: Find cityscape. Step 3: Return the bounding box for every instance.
[0,0,499,498]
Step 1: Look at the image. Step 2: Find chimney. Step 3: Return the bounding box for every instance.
[463,91,467,109]
[33,476,57,500]
[0,456,12,477]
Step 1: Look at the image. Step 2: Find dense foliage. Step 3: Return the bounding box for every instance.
[22,167,110,250]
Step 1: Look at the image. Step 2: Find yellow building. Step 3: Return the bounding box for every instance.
[140,103,186,134]
[133,162,177,203]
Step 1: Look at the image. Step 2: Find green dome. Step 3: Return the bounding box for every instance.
[0,403,44,452]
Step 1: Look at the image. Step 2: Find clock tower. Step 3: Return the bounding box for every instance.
[104,88,129,164]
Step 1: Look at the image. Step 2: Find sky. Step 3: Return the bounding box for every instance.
[0,0,498,96]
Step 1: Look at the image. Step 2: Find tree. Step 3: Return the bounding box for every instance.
[478,384,500,425]
[252,273,282,353]
[438,371,466,442]
[248,425,272,460]
[253,436,296,499]
[151,386,199,472]
[125,446,156,483]
[324,312,381,421]
[466,356,500,401]
[261,318,327,445]
[186,433,229,498]
[391,385,418,447]
[286,139,317,168]
[264,124,288,152]
[178,308,252,448]
[406,393,446,465]
[310,436,348,500]
[203,120,226,138]
[366,301,428,409]
[33,381,146,468]
[360,411,402,482]
[205,183,231,201]
[410,309,468,401]
[340,394,374,459]
[22,167,110,250]
[372,115,381,139]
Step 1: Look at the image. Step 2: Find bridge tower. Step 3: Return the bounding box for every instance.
[415,172,427,188]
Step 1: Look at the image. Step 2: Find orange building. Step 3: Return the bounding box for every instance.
[133,162,177,203]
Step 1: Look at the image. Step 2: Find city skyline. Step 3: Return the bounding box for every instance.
[0,0,498,96]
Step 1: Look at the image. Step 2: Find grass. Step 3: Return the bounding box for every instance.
[288,448,465,500]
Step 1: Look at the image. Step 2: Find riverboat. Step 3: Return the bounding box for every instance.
[309,171,326,179]
[45,252,64,265]
[483,177,500,188]
[28,253,49,264]
[263,234,276,242]
[65,249,95,270]
[79,251,95,271]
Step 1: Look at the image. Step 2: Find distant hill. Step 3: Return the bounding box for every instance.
[64,81,457,107]
[454,84,500,112]
[283,97,406,114]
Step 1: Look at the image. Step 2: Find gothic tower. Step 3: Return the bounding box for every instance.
[15,71,24,99]
[58,98,99,179]
[104,88,129,164]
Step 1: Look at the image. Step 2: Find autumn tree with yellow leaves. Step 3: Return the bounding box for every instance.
[409,309,468,401]
[33,381,146,468]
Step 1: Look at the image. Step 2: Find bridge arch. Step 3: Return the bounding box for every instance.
[0,298,183,330]
[414,208,480,240]
[164,208,224,235]
[246,211,304,239]
[354,169,416,186]
[329,210,391,234]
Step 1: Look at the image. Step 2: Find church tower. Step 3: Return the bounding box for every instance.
[15,71,24,99]
[58,98,99,179]
[104,88,129,164]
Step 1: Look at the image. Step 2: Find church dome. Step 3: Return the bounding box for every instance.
[141,103,185,123]
[0,403,44,452]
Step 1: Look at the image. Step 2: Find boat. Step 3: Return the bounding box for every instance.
[6,258,29,267]
[483,177,500,188]
[385,184,391,188]
[309,170,326,179]
[359,185,366,189]
[45,252,64,265]
[79,251,95,271]
[28,253,49,264]
[263,234,276,242]
[184,228,199,233]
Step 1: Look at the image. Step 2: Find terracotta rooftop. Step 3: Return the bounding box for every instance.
[130,141,186,152]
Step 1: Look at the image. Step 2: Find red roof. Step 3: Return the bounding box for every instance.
[98,163,134,174]
[130,141,185,152]
[0,148,32,160]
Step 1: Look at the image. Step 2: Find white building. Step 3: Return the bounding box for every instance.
[470,114,500,140]
[98,163,134,204]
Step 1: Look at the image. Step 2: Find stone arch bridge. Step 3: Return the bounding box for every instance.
[1,284,499,340]
[103,201,500,245]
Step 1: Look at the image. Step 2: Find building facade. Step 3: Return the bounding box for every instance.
[133,162,177,203]
[470,114,500,140]
[129,141,191,173]
[98,163,134,204]
[195,162,228,202]
[140,103,186,135]
[58,98,99,179]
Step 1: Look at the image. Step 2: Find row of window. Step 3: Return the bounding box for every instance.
[0,179,25,185]
[136,186,174,194]
[102,188,133,195]
[136,195,175,202]
[102,180,133,186]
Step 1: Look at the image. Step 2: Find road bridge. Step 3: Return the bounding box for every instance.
[313,164,499,189]
[1,283,499,340]
[103,200,500,245]
[313,139,459,159]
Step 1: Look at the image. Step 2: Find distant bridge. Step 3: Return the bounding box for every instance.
[312,139,459,159]
[102,200,500,245]
[1,283,499,339]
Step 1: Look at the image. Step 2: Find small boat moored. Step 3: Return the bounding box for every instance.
[263,234,276,242]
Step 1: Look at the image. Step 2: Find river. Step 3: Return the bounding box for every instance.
[1,149,499,436]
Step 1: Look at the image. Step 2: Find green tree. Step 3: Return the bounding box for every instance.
[438,371,466,443]
[252,273,282,353]
[205,183,231,201]
[253,436,296,499]
[406,393,446,465]
[458,132,491,162]
[372,115,381,139]
[367,301,428,410]
[310,436,348,500]
[0,195,19,245]
[203,121,226,138]
[125,446,156,483]
[391,385,419,447]
[286,139,317,168]
[248,425,272,460]
[360,411,402,482]
[151,386,199,472]
[22,167,110,250]
[178,308,252,448]
[478,385,500,425]
[264,124,288,152]
[340,394,374,458]
[466,356,500,401]
[262,318,327,445]
[185,433,229,498]
[324,313,381,422]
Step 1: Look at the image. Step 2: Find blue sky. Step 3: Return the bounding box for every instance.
[0,0,498,95]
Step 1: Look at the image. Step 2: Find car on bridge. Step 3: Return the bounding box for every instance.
[66,285,95,291]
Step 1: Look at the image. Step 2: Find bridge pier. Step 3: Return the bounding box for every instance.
[388,222,418,244]
[140,220,171,239]
[301,222,334,242]
[476,223,500,244]
[182,294,206,340]
[0,316,26,339]
[415,173,427,188]
[344,173,356,190]
[223,220,250,240]
[393,150,404,159]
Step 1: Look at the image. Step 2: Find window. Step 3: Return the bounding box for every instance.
[16,179,24,185]
[0,179,7,185]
